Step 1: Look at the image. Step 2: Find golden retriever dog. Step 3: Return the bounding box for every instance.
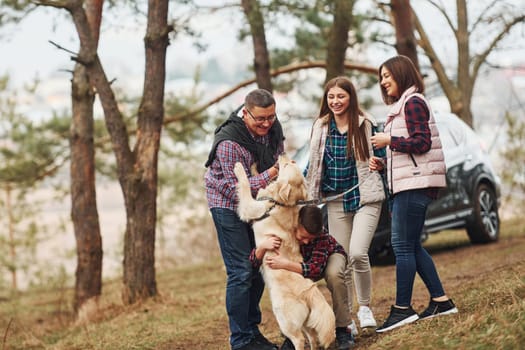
[233,154,335,350]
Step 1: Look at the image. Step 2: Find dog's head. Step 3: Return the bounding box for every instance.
[273,154,307,205]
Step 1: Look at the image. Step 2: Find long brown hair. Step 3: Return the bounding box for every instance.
[378,55,425,105]
[317,76,369,161]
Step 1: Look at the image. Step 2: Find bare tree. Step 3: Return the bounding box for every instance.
[413,0,525,127]
[241,0,273,92]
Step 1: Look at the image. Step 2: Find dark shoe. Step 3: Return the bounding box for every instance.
[235,338,277,350]
[376,305,419,333]
[280,337,295,350]
[419,299,458,320]
[237,335,277,350]
[236,339,260,350]
[254,333,278,349]
[335,327,354,349]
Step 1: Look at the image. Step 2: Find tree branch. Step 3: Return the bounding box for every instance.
[470,0,499,34]
[163,60,377,124]
[48,40,77,56]
[424,0,457,34]
[412,6,457,99]
[471,14,525,83]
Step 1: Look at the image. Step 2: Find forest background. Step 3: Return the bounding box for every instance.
[0,0,524,321]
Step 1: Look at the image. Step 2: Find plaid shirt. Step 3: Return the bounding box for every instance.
[205,135,283,210]
[390,96,432,154]
[390,96,439,198]
[249,228,346,281]
[322,118,385,212]
[321,118,359,211]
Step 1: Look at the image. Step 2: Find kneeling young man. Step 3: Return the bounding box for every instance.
[249,205,354,350]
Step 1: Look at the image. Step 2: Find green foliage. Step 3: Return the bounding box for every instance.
[266,0,370,68]
[155,75,214,266]
[500,112,525,206]
[163,102,208,145]
[28,263,71,292]
[0,76,66,292]
[0,0,35,26]
[0,78,68,186]
[0,183,52,292]
[268,1,330,66]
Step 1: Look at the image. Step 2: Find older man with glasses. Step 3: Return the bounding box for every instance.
[205,89,284,350]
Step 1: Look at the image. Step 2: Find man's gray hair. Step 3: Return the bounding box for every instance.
[245,89,275,109]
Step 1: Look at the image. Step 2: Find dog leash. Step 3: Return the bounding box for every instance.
[297,171,378,206]
[296,182,360,206]
[250,172,379,222]
[255,172,377,207]
[250,179,360,222]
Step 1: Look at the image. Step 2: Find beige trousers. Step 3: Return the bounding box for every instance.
[326,199,382,313]
[324,252,351,327]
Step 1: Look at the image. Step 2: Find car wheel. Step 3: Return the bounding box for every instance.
[466,183,499,243]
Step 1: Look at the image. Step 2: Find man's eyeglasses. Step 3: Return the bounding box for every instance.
[246,108,277,124]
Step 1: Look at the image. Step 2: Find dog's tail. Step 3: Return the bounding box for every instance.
[304,286,336,348]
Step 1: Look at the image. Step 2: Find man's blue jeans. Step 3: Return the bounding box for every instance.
[391,190,445,307]
[211,208,264,350]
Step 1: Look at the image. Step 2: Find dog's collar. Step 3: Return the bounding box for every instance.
[251,203,277,222]
[256,196,295,207]
[251,195,295,222]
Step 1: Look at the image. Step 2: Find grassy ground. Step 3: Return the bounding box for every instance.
[0,218,524,350]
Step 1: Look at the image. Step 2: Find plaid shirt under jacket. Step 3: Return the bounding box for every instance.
[205,135,283,211]
[249,228,346,281]
[322,118,386,212]
[390,96,432,154]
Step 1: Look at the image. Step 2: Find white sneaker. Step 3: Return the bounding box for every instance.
[357,305,377,328]
[347,319,358,336]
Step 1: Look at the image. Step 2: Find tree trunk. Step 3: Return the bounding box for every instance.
[391,0,419,71]
[241,0,273,92]
[120,0,169,303]
[454,0,473,126]
[70,0,103,313]
[70,63,102,312]
[325,0,354,82]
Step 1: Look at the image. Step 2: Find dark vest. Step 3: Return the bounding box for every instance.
[205,105,284,173]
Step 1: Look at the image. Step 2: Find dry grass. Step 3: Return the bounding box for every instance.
[0,218,523,350]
